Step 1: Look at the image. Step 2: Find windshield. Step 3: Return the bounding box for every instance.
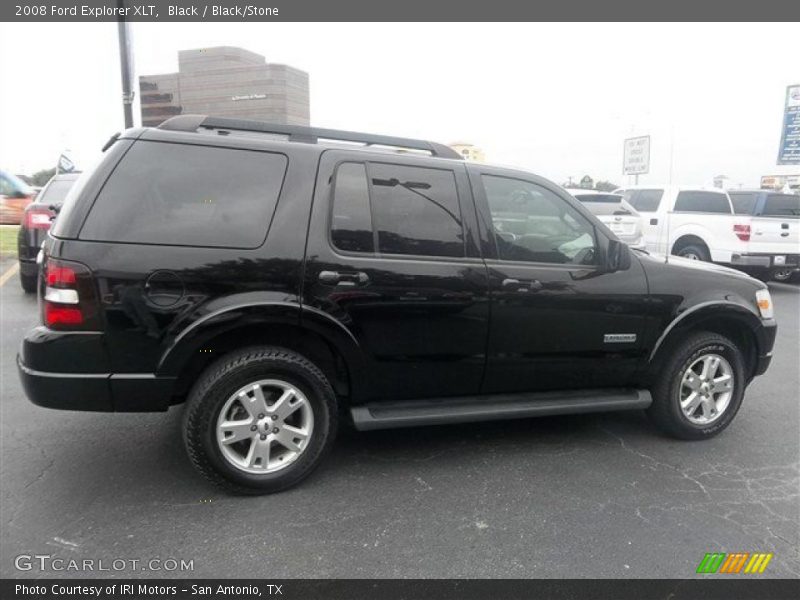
[729,192,758,214]
[39,178,77,204]
[0,170,33,196]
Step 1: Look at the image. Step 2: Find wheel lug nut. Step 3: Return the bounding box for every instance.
[260,434,267,440]
[271,415,278,420]
[273,427,279,433]
[258,414,265,419]
[250,425,257,431]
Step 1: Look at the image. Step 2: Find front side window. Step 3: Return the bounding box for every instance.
[483,175,597,265]
[80,141,287,248]
[673,191,731,214]
[369,163,465,258]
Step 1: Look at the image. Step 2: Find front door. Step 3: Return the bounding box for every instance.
[303,151,490,403]
[471,169,650,394]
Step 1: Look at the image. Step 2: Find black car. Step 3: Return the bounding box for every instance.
[17,172,80,292]
[18,116,777,494]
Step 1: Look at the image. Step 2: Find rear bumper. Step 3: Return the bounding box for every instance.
[730,253,800,269]
[17,357,176,412]
[17,326,176,412]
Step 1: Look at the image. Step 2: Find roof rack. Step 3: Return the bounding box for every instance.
[158,115,462,160]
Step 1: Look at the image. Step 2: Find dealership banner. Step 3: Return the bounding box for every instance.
[3,0,800,21]
[778,85,800,165]
[3,579,800,600]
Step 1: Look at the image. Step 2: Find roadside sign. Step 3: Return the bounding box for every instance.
[623,135,650,175]
[778,84,800,165]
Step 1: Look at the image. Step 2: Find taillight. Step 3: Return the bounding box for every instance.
[734,224,751,242]
[42,258,100,331]
[24,208,55,230]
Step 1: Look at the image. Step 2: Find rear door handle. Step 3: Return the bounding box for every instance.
[649,218,658,225]
[318,270,369,286]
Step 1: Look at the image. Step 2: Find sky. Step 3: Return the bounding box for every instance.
[0,22,797,188]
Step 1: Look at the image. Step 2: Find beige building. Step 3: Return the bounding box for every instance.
[139,47,309,127]
[449,142,486,162]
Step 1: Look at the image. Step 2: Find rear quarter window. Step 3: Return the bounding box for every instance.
[729,192,758,215]
[762,194,800,217]
[624,189,663,212]
[673,191,731,214]
[79,141,287,248]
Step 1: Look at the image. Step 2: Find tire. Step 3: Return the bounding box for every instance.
[647,332,745,440]
[772,268,799,283]
[183,346,337,494]
[19,270,37,294]
[674,243,710,262]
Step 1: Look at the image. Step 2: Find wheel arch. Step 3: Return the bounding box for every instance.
[157,302,365,404]
[670,232,711,256]
[647,302,762,383]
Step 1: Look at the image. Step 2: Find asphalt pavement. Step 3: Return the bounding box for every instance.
[1,256,798,578]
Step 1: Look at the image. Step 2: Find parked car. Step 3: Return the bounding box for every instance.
[0,170,35,224]
[616,185,797,281]
[567,189,645,249]
[17,172,81,293]
[18,116,777,494]
[727,189,800,283]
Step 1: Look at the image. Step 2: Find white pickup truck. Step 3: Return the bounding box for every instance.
[616,185,800,280]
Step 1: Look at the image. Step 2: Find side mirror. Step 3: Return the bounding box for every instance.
[606,239,631,272]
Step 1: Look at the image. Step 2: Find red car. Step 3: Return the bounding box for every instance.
[0,170,35,224]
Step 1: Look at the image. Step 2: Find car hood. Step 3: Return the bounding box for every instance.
[634,250,757,281]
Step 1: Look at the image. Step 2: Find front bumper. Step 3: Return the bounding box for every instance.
[753,319,778,377]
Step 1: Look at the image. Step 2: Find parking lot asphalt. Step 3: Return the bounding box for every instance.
[0,258,798,579]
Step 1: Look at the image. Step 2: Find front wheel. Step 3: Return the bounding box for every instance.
[183,347,337,494]
[647,332,745,440]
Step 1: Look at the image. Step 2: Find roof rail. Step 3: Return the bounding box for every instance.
[157,115,462,160]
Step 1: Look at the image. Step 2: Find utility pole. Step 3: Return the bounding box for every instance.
[117,0,134,128]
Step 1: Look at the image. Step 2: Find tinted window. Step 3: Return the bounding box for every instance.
[369,163,464,257]
[331,163,374,253]
[573,193,622,204]
[624,189,663,212]
[483,175,597,265]
[729,192,758,215]
[81,141,287,248]
[674,191,731,214]
[762,194,800,217]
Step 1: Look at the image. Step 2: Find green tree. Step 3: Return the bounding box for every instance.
[29,168,56,187]
[594,180,619,192]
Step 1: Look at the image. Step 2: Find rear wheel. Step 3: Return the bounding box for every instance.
[183,346,337,494]
[772,268,799,283]
[19,270,37,294]
[647,332,745,440]
[674,243,710,262]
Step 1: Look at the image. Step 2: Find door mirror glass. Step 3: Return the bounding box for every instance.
[606,239,631,272]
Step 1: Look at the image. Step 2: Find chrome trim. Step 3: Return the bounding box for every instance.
[648,300,744,361]
[18,360,108,379]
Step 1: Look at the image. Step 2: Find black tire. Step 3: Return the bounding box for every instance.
[772,268,800,283]
[183,346,337,495]
[647,332,745,440]
[674,243,710,262]
[19,270,37,294]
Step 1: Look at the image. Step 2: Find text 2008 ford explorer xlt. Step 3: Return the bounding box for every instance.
[18,116,777,494]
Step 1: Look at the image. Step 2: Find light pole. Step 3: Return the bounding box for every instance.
[117,0,134,128]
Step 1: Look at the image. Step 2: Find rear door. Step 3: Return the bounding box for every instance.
[750,193,800,255]
[621,188,665,252]
[303,151,490,403]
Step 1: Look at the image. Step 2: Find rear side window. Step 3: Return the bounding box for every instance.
[729,192,758,215]
[331,163,374,253]
[80,141,287,248]
[624,189,663,212]
[674,191,731,214]
[370,163,464,258]
[762,194,800,217]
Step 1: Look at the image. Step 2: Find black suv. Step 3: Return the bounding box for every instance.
[18,116,777,494]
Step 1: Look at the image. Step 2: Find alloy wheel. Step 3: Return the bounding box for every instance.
[678,353,734,425]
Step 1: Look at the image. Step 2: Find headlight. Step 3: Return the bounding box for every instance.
[755,289,774,319]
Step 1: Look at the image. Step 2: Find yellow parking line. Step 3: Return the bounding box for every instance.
[0,262,20,287]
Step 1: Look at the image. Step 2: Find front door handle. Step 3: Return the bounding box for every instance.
[502,278,542,292]
[318,270,369,286]
[650,218,658,225]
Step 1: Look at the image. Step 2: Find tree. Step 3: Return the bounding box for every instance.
[594,180,619,192]
[29,168,56,187]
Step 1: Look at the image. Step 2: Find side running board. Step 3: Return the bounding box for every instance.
[351,388,652,431]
